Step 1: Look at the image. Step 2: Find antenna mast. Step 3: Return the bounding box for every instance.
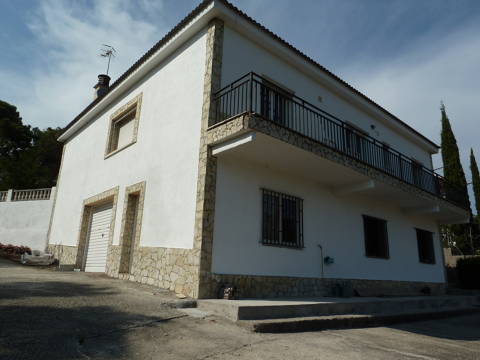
[99,44,116,75]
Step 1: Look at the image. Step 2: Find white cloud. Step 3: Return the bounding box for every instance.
[0,0,167,129]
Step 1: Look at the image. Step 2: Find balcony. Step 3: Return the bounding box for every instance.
[209,72,469,213]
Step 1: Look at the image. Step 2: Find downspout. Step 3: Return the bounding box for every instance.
[317,244,324,279]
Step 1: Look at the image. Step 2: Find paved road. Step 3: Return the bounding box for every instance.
[1,258,479,359]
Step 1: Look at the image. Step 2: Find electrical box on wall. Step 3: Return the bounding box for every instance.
[324,256,334,265]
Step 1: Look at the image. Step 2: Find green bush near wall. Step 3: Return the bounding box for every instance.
[457,257,480,289]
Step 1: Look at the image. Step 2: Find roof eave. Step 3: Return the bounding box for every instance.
[214,1,439,153]
[58,0,218,142]
[59,0,439,154]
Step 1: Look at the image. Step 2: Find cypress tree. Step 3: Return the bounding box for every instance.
[470,149,480,216]
[440,103,470,210]
[440,103,471,253]
[470,150,480,252]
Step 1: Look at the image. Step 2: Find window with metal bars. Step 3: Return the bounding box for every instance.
[416,229,435,264]
[362,215,389,259]
[262,189,303,248]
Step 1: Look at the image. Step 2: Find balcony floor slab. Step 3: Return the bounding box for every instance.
[208,115,469,224]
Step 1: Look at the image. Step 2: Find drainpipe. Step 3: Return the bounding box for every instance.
[317,244,324,279]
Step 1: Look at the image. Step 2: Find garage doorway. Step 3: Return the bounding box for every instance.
[84,202,114,272]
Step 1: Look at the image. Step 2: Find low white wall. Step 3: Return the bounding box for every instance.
[212,157,445,283]
[0,190,55,251]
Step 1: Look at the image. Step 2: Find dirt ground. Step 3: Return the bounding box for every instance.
[1,258,479,360]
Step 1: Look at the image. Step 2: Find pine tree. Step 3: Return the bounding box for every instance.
[0,100,33,189]
[470,149,480,216]
[440,103,471,210]
[0,100,63,189]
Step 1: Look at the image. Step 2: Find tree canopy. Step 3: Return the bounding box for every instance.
[0,100,63,190]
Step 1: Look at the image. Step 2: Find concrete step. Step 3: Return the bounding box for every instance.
[198,295,480,321]
[239,307,480,333]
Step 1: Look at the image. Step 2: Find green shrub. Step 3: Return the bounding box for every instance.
[457,257,480,289]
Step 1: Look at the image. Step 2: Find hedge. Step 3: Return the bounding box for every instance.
[457,257,480,289]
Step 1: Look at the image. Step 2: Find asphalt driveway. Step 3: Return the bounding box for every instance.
[1,258,480,360]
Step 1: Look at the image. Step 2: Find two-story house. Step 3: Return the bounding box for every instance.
[47,0,470,299]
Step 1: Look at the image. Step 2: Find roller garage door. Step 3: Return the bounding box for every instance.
[84,203,113,272]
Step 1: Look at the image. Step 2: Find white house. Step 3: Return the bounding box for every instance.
[47,0,470,299]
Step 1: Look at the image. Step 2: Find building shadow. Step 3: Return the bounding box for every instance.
[0,304,178,359]
[0,281,118,300]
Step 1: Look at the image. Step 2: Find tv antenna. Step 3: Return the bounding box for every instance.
[99,44,116,75]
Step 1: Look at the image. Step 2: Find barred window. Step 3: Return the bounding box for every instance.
[262,189,303,248]
[363,215,389,259]
[416,229,435,264]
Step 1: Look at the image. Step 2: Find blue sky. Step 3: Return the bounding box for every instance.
[1,0,480,182]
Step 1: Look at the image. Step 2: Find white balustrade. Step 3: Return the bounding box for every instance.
[9,188,52,201]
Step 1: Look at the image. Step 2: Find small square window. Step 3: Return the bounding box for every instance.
[363,215,389,259]
[105,94,142,157]
[416,229,435,264]
[109,109,135,152]
[262,189,303,249]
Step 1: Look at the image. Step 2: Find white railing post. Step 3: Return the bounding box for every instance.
[50,187,56,200]
[6,189,13,202]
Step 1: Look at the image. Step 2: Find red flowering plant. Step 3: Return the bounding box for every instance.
[0,243,32,258]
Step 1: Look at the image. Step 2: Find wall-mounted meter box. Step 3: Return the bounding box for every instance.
[324,256,334,265]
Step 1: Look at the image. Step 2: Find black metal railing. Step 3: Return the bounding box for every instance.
[211,72,469,210]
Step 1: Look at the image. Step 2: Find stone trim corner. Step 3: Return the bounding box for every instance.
[192,18,224,298]
[116,181,146,274]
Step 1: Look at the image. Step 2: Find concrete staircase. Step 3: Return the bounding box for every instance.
[197,295,480,332]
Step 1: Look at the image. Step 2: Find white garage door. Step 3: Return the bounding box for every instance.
[84,203,113,272]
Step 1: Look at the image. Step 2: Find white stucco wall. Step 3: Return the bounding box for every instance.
[221,26,434,169]
[49,29,207,249]
[0,196,54,251]
[212,157,444,283]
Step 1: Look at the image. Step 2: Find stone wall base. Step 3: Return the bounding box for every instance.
[47,244,78,268]
[106,245,200,298]
[48,244,200,298]
[47,244,445,298]
[211,273,446,298]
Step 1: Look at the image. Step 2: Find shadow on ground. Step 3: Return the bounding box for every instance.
[389,313,480,341]
[0,281,117,300]
[0,259,18,268]
[0,304,180,360]
[0,270,183,360]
